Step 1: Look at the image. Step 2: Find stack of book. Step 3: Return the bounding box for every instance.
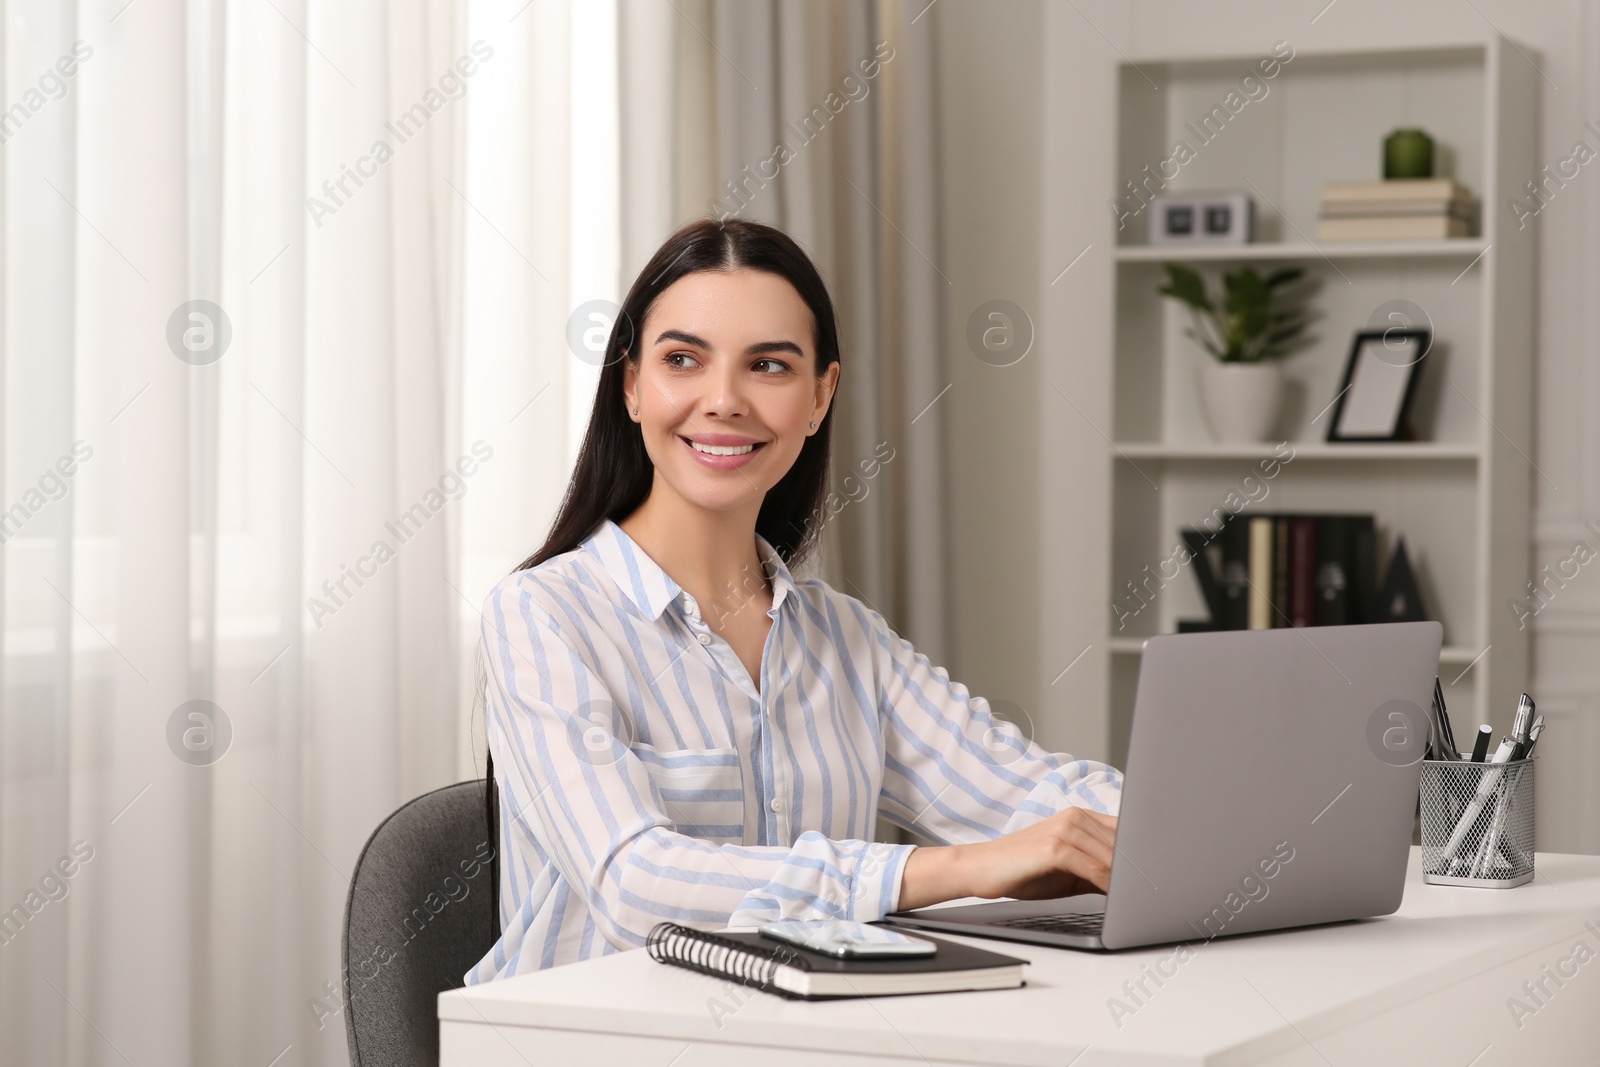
[1182,513,1379,631]
[1316,179,1476,241]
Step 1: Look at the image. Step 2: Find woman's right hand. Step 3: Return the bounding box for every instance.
[896,807,1118,911]
[964,807,1118,900]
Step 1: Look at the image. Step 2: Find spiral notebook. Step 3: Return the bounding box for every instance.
[646,921,1028,1000]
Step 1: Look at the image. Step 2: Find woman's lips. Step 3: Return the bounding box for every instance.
[679,435,766,470]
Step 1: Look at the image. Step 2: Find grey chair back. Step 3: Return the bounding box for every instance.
[343,780,500,1066]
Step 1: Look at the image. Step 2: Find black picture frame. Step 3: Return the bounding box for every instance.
[1325,328,1431,442]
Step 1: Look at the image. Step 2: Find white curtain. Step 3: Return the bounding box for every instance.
[0,0,540,1062]
[1,0,946,1061]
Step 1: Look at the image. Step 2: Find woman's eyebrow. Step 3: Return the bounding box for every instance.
[653,328,803,358]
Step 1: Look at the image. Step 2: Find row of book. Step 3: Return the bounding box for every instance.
[1315,179,1477,242]
[1183,513,1392,631]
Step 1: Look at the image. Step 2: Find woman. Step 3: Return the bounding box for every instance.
[465,218,1121,983]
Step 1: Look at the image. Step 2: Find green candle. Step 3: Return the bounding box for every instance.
[1384,128,1434,180]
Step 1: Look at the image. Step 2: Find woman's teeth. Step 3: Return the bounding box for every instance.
[688,440,756,456]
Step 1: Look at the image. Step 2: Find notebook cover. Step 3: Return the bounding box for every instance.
[646,921,1027,1000]
[707,927,1026,975]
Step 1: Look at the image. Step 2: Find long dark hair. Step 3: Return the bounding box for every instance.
[480,217,845,931]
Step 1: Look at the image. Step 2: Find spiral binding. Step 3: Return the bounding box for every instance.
[646,921,807,998]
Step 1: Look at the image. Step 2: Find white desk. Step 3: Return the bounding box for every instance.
[440,849,1600,1066]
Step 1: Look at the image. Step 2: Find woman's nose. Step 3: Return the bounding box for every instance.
[700,362,748,418]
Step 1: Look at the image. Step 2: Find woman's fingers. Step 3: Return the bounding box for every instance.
[1053,809,1117,891]
[967,807,1121,899]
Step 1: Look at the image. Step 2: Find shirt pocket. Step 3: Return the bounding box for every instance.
[630,743,747,844]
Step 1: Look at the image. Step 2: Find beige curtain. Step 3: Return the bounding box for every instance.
[623,0,953,668]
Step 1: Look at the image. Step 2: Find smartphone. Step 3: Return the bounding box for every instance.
[757,919,937,959]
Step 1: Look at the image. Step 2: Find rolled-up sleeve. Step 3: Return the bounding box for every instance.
[859,601,1123,846]
[482,578,913,951]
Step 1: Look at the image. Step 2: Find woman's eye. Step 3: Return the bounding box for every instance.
[664,352,788,375]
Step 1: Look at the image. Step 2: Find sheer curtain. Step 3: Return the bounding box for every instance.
[0,0,589,1064]
[2,0,946,1061]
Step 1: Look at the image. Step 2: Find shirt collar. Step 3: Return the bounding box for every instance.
[587,517,796,621]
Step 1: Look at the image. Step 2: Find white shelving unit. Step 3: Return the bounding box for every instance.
[1104,40,1536,765]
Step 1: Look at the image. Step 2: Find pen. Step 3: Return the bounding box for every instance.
[1472,735,1536,879]
[1433,703,1459,764]
[1432,680,1460,759]
[1446,682,1464,757]
[1466,822,1495,878]
[1448,695,1532,875]
[1469,725,1492,763]
[1476,703,1548,877]
[1441,737,1517,874]
[1469,761,1513,878]
[1512,694,1534,737]
[1479,716,1547,876]
[1431,712,1454,760]
[1509,694,1535,760]
[1523,716,1545,758]
[1472,772,1522,879]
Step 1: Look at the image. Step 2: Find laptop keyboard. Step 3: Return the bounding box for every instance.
[990,912,1105,936]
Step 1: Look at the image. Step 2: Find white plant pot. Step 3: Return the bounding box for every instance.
[1198,360,1285,443]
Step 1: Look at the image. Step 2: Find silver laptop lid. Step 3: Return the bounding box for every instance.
[1101,621,1442,950]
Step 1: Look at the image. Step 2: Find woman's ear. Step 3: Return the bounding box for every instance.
[811,361,840,432]
[622,354,637,418]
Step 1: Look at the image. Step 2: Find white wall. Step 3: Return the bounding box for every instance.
[930,1,1068,760]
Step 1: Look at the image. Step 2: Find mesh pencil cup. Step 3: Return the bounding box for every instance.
[1420,757,1535,888]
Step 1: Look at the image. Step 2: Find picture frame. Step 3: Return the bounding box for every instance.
[1325,328,1431,442]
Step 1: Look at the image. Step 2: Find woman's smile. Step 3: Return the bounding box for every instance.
[679,432,770,470]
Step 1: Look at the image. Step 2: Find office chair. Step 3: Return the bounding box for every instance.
[343,780,499,1067]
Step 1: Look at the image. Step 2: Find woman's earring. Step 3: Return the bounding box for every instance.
[632,408,639,417]
[810,421,817,429]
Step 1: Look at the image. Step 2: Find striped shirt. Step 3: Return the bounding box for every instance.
[465,517,1122,982]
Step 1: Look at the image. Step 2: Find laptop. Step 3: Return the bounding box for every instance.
[881,621,1442,951]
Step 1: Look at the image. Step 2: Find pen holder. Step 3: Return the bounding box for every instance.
[1420,758,1535,888]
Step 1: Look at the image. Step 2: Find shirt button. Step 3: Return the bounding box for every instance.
[697,633,711,646]
[770,797,784,813]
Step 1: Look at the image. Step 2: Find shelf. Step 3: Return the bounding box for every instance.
[1108,635,1483,665]
[1112,443,1481,462]
[1093,33,1535,746]
[1115,240,1490,263]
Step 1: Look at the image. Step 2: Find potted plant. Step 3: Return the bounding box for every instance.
[1158,263,1312,443]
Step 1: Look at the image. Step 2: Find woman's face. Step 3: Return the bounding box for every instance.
[623,268,839,516]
